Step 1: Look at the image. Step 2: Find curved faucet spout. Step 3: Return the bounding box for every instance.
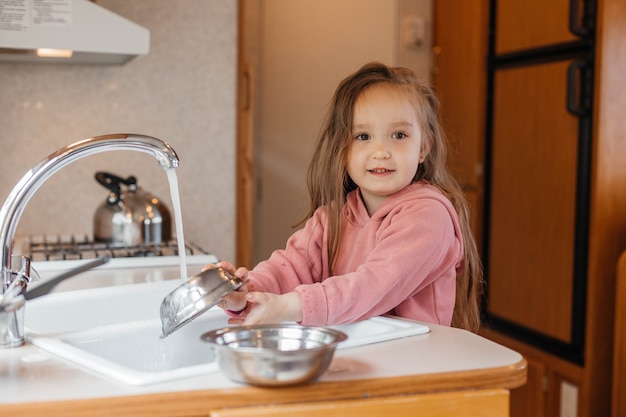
[0,134,180,289]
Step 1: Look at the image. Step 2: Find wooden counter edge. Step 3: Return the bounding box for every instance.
[1,358,527,417]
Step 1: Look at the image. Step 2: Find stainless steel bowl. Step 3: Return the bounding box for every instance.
[160,267,245,337]
[201,324,348,387]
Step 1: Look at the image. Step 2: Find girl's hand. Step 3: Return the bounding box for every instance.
[201,260,244,276]
[203,262,250,314]
[218,282,249,314]
[228,292,303,325]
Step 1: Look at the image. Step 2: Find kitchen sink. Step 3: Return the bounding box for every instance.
[24,280,429,386]
[24,280,226,385]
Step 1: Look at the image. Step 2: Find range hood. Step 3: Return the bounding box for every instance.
[0,0,149,65]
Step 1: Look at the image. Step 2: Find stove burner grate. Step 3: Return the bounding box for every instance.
[24,235,209,262]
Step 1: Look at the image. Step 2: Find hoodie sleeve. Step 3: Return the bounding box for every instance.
[246,207,329,294]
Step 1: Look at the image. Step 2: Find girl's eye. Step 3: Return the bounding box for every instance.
[354,133,370,141]
[392,132,407,139]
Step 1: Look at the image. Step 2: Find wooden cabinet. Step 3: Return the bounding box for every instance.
[434,0,626,416]
[613,252,626,417]
[482,327,584,417]
[210,389,510,417]
[494,0,578,54]
[488,59,583,348]
[509,357,547,417]
[485,0,593,363]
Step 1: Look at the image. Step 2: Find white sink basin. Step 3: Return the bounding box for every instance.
[24,280,429,386]
[25,280,229,385]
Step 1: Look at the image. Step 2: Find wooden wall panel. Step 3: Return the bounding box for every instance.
[495,0,577,53]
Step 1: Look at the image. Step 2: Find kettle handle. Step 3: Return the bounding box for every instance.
[95,172,137,204]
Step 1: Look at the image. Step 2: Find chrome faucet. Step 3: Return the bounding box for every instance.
[1,134,179,290]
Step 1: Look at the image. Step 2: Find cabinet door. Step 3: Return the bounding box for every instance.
[510,357,547,417]
[613,252,626,417]
[487,60,579,344]
[495,0,578,54]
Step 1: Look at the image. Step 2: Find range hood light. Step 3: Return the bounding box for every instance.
[36,49,73,59]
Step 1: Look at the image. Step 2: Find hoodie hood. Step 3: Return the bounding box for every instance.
[346,181,461,233]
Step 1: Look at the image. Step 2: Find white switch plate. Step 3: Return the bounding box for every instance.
[403,15,427,49]
[560,381,579,417]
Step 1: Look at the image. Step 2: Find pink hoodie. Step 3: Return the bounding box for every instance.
[246,181,464,327]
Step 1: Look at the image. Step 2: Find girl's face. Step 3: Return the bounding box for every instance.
[347,84,427,214]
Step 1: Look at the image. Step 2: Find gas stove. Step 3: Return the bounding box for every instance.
[14,234,219,290]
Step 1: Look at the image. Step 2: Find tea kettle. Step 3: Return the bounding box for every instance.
[93,172,172,246]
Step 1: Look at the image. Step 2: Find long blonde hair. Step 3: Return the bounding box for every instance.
[304,62,483,332]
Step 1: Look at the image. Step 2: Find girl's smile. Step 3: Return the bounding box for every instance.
[369,168,393,174]
[347,84,427,214]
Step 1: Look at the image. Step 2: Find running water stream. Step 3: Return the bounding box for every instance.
[166,169,188,281]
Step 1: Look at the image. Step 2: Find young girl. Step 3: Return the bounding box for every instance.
[214,62,483,332]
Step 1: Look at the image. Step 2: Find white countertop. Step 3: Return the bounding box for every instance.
[0,263,525,408]
[0,316,523,405]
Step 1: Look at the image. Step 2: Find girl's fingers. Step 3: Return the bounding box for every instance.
[200,263,217,271]
[245,292,266,304]
[216,261,237,271]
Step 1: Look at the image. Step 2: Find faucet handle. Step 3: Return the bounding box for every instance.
[1,258,28,303]
[17,255,30,280]
[7,255,40,287]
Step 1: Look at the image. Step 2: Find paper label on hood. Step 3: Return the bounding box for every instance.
[0,0,70,31]
[0,0,29,31]
[32,0,71,26]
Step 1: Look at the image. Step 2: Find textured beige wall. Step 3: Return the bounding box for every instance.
[0,0,237,261]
